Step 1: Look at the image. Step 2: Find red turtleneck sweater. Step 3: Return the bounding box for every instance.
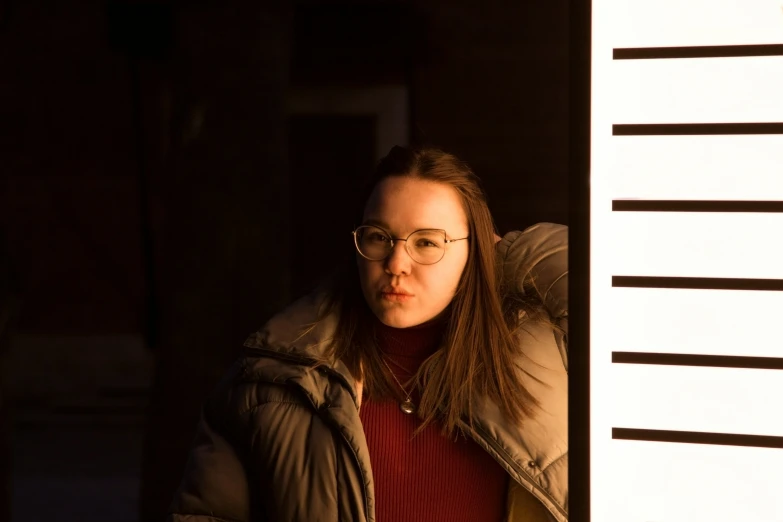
[359,315,510,522]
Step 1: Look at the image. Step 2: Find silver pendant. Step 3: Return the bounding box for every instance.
[400,400,415,415]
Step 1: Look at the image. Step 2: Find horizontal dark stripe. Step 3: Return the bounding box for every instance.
[612,200,783,213]
[614,43,783,60]
[49,405,147,414]
[98,386,150,398]
[613,428,783,449]
[613,123,783,135]
[613,276,783,291]
[613,351,783,370]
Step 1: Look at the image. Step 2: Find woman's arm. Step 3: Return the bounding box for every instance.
[496,223,568,370]
[495,223,568,326]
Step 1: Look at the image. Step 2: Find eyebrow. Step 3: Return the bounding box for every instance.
[361,218,441,232]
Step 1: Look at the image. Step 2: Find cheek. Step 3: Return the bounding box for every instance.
[425,260,466,298]
[450,262,467,291]
[443,255,468,293]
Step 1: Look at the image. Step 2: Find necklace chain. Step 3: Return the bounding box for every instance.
[380,356,416,414]
[383,353,410,374]
[380,356,412,399]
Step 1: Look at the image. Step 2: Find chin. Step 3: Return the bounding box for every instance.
[375,306,446,329]
[373,308,419,329]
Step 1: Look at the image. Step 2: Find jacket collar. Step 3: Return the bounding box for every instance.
[242,290,567,476]
[242,290,362,404]
[243,290,567,522]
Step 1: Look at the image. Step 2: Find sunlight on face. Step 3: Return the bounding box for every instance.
[357,176,470,328]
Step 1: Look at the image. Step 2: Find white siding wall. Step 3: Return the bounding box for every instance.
[590,2,783,521]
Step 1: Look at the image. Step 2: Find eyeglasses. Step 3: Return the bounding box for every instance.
[352,225,469,265]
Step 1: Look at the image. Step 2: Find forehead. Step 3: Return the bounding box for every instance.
[362,177,467,233]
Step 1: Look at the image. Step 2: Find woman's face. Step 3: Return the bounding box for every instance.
[357,176,470,328]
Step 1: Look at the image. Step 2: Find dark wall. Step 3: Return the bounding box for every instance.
[410,1,570,230]
[1,2,146,335]
[3,2,295,521]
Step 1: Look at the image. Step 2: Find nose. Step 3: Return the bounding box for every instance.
[384,240,412,275]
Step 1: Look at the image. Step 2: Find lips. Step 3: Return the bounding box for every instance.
[381,287,413,296]
[381,292,413,302]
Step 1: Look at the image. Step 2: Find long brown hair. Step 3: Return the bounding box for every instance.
[304,146,549,438]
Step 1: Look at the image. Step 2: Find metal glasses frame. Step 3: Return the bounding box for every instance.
[351,225,469,265]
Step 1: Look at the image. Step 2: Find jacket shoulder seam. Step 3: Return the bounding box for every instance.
[237,398,311,418]
[167,512,245,522]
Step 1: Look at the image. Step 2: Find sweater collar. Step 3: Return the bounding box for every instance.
[372,312,447,360]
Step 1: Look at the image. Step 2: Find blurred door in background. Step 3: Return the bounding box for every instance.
[288,114,376,299]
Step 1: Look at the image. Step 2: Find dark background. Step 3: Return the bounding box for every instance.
[0,0,570,520]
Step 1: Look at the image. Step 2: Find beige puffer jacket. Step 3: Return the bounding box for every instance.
[167,223,568,522]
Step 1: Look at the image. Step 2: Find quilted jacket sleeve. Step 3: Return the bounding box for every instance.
[167,380,345,522]
[497,223,568,367]
[166,408,253,522]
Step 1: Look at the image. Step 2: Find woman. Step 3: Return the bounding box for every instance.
[167,146,568,522]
